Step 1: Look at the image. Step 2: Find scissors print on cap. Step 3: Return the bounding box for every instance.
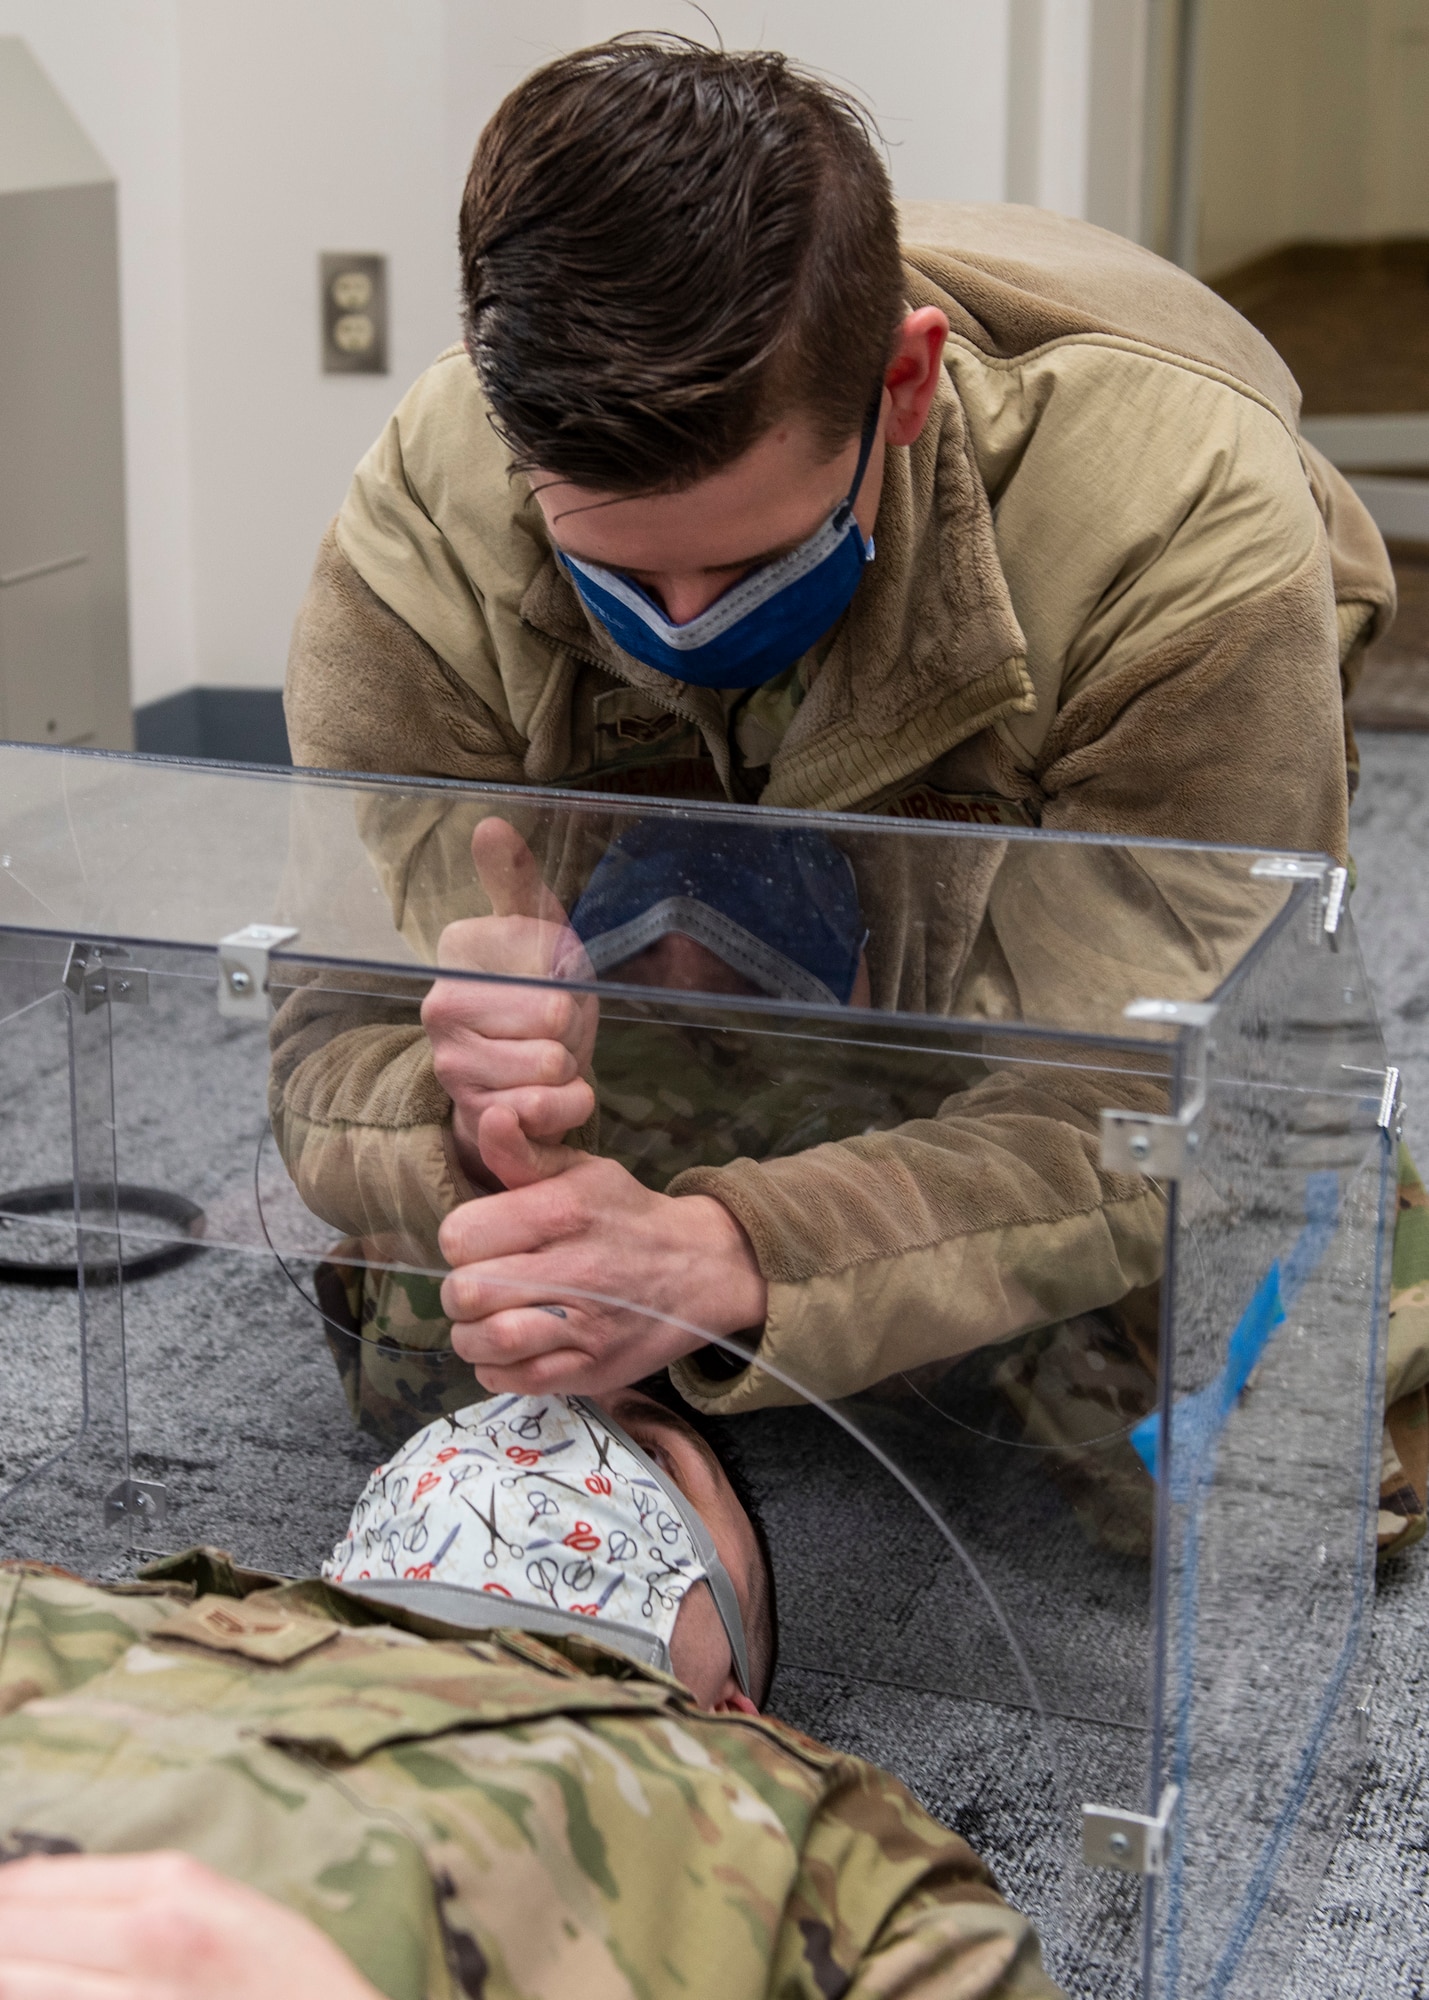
[323,1394,750,1693]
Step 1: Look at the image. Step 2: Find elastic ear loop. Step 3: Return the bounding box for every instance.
[580,1399,752,1700]
[835,380,884,537]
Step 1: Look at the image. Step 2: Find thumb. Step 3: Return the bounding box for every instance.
[471,817,570,926]
[477,1103,584,1190]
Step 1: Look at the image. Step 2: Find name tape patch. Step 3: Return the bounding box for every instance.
[157,1595,338,1665]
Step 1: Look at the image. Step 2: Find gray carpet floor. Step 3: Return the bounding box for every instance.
[1285,734,1429,2000]
[0,734,1426,1997]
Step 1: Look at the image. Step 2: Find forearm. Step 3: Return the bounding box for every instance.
[668,1065,1166,1412]
[269,976,469,1256]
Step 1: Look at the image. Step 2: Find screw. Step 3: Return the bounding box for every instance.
[113,978,130,997]
[1127,1134,1152,1162]
[227,967,252,995]
[1108,1831,1132,1858]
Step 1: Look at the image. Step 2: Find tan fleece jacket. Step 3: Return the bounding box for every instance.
[279,202,1394,1415]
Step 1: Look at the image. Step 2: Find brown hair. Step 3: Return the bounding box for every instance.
[458,36,904,493]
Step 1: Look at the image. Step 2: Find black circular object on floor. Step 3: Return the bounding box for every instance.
[0,1182,206,1286]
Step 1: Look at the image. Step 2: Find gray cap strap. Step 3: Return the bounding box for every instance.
[336,1578,674,1675]
[578,1398,752,1699]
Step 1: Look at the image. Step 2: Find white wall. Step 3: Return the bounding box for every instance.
[0,1,1136,707]
[0,1,194,705]
[1006,0,1089,215]
[177,1,458,695]
[1195,0,1429,277]
[579,0,1013,201]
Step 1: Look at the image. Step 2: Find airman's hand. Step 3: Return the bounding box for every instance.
[421,818,597,1186]
[437,1104,768,1393]
[0,1850,383,2000]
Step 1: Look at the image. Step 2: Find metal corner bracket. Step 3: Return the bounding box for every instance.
[1341,1063,1403,1142]
[63,942,149,1013]
[1378,1066,1402,1138]
[1353,1695,1373,1749]
[1083,1783,1180,1876]
[1249,854,1347,939]
[216,925,299,1020]
[1100,998,1216,1180]
[104,1479,167,1530]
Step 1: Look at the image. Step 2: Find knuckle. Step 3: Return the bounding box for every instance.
[474,1316,522,1363]
[495,1319,531,1361]
[541,990,576,1043]
[516,1086,572,1133]
[427,1042,461,1090]
[480,1363,531,1395]
[425,981,489,1035]
[131,1897,213,1969]
[420,982,456,1031]
[437,1214,471,1264]
[435,918,479,964]
[146,1850,212,1898]
[442,1273,476,1318]
[535,1041,574,1086]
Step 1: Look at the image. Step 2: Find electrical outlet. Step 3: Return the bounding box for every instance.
[320,253,388,374]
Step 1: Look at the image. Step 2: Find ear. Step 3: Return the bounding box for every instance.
[714,1685,760,1717]
[882,307,950,450]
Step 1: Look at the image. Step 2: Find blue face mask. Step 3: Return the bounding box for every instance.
[558,398,881,690]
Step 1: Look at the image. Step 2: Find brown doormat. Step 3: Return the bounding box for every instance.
[1350,541,1429,730]
[1212,240,1429,416]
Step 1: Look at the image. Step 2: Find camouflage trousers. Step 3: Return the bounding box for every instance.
[0,1552,1061,2000]
[994,1144,1429,1563]
[1381,1145,1429,1557]
[313,1253,473,1447]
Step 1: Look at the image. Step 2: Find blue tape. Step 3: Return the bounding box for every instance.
[1153,1167,1352,1998]
[1198,1151,1391,1997]
[1130,1171,1341,1484]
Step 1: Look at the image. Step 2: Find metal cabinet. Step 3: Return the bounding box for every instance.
[0,39,131,750]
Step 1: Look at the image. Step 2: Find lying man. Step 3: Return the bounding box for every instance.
[0,1389,1062,1999]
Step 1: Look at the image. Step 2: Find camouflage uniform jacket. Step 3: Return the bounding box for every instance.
[0,1553,1064,2000]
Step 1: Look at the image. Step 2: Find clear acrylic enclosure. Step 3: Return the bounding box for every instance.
[0,745,1393,1999]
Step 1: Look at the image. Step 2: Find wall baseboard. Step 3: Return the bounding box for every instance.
[1345,475,1429,544]
[1301,413,1429,471]
[133,687,290,766]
